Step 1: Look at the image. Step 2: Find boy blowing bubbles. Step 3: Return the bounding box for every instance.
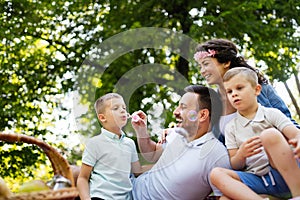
[77,93,152,200]
[210,67,300,200]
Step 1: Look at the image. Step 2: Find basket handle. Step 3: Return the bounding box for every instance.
[0,133,75,187]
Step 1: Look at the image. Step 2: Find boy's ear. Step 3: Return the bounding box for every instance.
[255,84,262,96]
[98,113,106,123]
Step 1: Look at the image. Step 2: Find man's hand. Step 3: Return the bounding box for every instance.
[131,110,148,138]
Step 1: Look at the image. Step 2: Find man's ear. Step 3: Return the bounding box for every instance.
[198,109,209,122]
[98,113,106,123]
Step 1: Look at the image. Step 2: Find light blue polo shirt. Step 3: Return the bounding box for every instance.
[82,128,139,200]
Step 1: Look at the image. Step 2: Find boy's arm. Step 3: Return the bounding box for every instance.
[228,148,246,170]
[229,136,262,170]
[77,163,93,200]
[131,160,153,177]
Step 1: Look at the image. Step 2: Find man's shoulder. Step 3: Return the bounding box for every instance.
[201,136,228,158]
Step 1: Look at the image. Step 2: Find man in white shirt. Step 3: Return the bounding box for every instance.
[131,85,231,199]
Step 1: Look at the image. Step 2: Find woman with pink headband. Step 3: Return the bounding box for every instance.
[194,38,299,142]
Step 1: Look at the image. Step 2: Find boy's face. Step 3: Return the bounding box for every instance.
[101,97,128,129]
[173,92,200,134]
[224,75,261,113]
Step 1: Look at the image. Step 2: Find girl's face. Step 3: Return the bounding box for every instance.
[198,57,228,86]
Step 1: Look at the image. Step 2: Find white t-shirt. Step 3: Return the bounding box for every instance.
[133,131,231,200]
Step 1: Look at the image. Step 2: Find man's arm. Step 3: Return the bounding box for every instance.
[131,161,153,177]
[131,110,163,162]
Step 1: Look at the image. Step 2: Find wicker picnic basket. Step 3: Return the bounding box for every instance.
[0,133,79,200]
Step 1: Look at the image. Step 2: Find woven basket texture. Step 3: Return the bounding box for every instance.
[0,133,79,200]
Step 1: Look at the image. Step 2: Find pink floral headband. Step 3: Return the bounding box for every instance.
[194,49,217,63]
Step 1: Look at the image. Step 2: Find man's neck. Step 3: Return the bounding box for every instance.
[187,125,210,142]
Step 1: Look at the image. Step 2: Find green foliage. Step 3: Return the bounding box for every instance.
[0,143,46,178]
[0,0,299,185]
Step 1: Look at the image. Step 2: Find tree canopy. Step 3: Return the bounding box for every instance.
[1,0,299,184]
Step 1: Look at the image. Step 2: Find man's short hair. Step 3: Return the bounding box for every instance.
[184,85,223,136]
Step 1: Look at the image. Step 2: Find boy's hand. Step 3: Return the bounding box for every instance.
[238,136,263,158]
[289,135,300,159]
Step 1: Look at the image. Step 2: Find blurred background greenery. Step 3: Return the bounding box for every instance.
[1,0,299,191]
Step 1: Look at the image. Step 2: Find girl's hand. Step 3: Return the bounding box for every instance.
[130,110,149,138]
[155,140,164,151]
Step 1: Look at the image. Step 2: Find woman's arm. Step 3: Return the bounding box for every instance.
[259,84,300,128]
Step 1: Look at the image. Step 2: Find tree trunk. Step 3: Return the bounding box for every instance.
[293,70,300,95]
[283,81,300,117]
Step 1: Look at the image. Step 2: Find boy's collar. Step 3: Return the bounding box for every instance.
[237,104,265,127]
[101,127,125,140]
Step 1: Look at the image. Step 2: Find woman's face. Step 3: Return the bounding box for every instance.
[198,57,228,86]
